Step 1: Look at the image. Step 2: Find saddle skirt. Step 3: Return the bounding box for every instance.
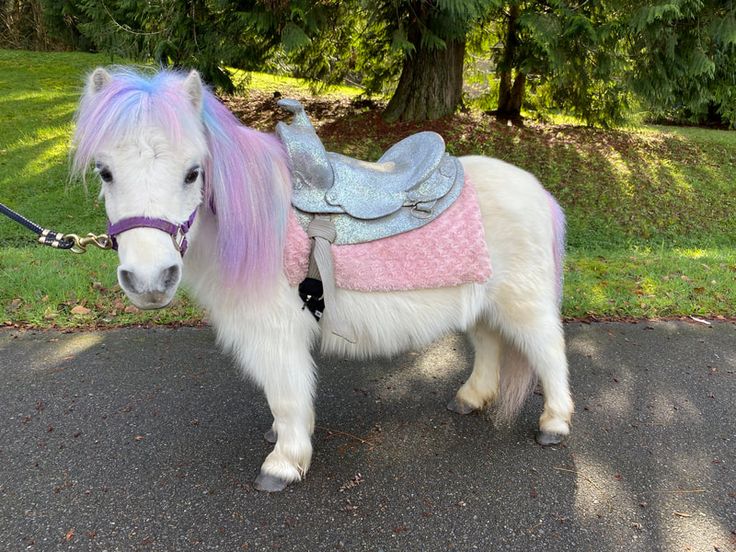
[283,178,492,292]
[276,99,464,244]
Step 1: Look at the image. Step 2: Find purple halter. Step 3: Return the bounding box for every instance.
[107,209,198,256]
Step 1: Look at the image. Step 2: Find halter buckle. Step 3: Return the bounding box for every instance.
[171,228,188,254]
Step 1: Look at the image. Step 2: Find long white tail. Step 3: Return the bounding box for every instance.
[495,343,536,423]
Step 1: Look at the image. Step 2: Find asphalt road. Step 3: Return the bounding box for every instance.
[1,321,734,551]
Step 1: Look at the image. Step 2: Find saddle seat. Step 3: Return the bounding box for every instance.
[277,99,464,245]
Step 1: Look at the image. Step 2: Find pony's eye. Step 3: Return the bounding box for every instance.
[184,167,200,185]
[95,163,113,183]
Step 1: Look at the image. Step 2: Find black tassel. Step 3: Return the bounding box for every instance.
[298,277,325,320]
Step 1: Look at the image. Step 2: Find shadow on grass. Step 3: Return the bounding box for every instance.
[564,247,736,318]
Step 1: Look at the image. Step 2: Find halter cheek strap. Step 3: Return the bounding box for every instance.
[107,209,198,256]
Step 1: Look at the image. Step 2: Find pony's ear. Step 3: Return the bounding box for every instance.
[87,67,112,95]
[183,70,204,113]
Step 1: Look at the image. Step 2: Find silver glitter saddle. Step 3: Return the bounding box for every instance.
[276,99,464,244]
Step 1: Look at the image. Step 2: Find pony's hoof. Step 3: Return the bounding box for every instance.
[254,472,290,492]
[447,397,476,415]
[535,430,564,446]
[264,428,277,444]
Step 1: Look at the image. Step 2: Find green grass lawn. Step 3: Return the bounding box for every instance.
[1,49,735,328]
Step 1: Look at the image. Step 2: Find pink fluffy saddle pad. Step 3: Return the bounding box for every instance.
[283,178,492,292]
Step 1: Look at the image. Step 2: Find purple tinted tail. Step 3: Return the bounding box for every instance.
[546,191,566,305]
[495,190,566,423]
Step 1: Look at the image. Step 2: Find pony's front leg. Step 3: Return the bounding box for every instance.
[256,352,316,492]
[236,336,316,492]
[256,369,315,492]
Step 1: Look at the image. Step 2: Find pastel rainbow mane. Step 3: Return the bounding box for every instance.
[72,68,292,287]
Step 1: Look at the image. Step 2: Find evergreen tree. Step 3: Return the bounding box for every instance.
[627,0,736,126]
[483,0,629,125]
[39,0,93,52]
[230,1,489,122]
[379,0,489,122]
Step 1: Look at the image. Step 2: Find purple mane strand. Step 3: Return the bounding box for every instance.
[72,68,292,289]
[200,91,291,289]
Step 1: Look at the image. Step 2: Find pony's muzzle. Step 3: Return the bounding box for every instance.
[117,264,181,309]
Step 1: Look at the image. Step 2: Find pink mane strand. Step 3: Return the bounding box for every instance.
[200,91,292,288]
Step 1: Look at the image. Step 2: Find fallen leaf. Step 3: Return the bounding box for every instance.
[689,316,711,326]
[8,298,22,312]
[65,528,75,541]
[124,305,140,314]
[71,305,91,316]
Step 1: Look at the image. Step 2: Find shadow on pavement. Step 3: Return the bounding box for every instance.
[0,322,733,551]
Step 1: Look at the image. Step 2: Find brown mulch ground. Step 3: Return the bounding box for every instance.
[221,90,514,157]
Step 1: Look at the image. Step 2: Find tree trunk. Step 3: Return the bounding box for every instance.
[383,30,466,123]
[496,3,525,122]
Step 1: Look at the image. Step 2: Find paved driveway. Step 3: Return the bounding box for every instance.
[1,322,734,551]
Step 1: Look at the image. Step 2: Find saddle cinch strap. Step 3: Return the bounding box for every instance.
[276,99,465,341]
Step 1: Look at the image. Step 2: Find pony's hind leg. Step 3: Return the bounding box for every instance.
[447,323,502,414]
[509,317,573,445]
[533,324,573,445]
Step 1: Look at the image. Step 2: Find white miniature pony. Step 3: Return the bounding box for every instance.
[72,67,573,492]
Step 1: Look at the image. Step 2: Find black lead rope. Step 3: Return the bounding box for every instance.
[0,202,44,234]
[0,202,111,253]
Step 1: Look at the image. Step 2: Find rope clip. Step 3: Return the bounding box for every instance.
[63,233,114,254]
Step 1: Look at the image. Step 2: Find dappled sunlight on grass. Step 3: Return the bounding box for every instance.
[10,133,71,180]
[638,276,657,296]
[659,162,695,194]
[676,248,708,259]
[231,69,363,97]
[646,124,736,147]
[565,246,736,318]
[586,284,612,311]
[0,90,78,104]
[602,149,636,198]
[0,246,202,328]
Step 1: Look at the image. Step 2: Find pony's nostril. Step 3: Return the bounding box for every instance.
[118,268,141,294]
[161,264,181,289]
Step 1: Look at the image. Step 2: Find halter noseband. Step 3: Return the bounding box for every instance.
[107,209,198,256]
